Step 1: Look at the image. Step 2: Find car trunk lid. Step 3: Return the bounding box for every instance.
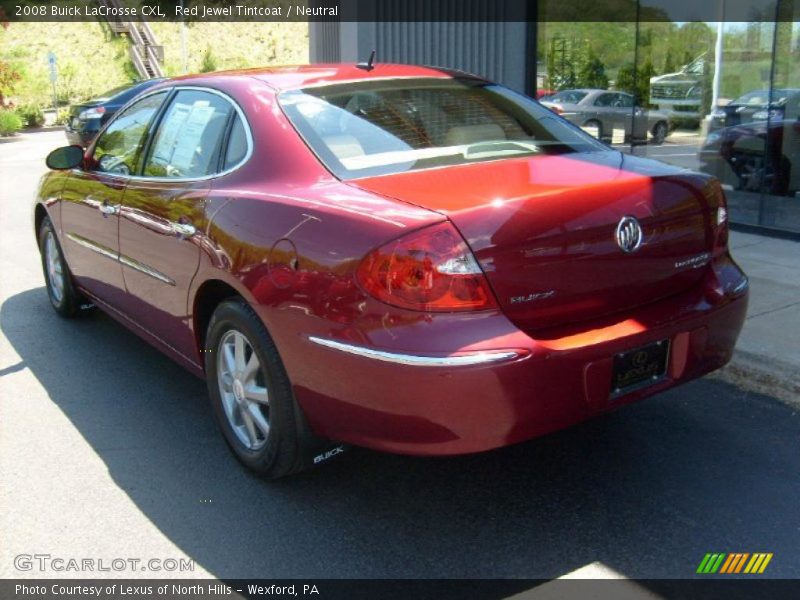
[348,151,719,332]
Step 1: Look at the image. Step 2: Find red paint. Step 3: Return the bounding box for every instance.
[36,65,748,457]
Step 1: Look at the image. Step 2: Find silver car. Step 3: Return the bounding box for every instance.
[540,89,670,145]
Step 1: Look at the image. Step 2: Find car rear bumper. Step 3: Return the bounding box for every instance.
[64,124,99,147]
[286,254,749,456]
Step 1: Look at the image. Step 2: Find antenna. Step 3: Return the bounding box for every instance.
[356,49,376,72]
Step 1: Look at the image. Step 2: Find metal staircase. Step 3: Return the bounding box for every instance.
[100,0,164,79]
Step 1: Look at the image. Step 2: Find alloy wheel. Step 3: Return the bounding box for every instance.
[45,231,65,304]
[216,329,271,450]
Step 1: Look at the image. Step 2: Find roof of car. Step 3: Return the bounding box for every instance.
[168,63,484,91]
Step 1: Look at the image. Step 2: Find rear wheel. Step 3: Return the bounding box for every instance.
[583,119,604,142]
[38,217,81,318]
[651,121,668,145]
[205,299,322,478]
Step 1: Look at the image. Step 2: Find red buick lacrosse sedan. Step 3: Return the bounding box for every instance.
[36,64,748,477]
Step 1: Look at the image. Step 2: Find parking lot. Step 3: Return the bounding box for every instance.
[1,131,798,580]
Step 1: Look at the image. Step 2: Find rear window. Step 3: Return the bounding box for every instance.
[732,89,797,106]
[279,78,606,179]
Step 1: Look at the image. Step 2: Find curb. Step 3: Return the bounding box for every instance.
[710,350,800,408]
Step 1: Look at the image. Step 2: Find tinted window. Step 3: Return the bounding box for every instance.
[143,90,234,178]
[617,93,634,108]
[279,78,606,179]
[224,115,248,170]
[92,91,167,176]
[594,93,617,107]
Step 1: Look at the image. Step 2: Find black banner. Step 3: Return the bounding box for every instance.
[3,579,800,600]
[0,0,797,23]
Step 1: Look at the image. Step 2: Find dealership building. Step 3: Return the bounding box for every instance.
[310,0,800,236]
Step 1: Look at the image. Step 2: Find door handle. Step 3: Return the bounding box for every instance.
[98,203,119,216]
[172,222,196,237]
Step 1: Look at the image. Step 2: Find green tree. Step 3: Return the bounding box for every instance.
[663,49,676,74]
[616,62,636,96]
[576,49,609,89]
[200,46,217,73]
[0,60,21,106]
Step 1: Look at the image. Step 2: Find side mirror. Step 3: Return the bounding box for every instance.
[46,145,84,170]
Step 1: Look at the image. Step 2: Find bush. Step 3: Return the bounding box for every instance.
[0,110,24,136]
[15,103,45,128]
[200,46,217,73]
[55,107,71,126]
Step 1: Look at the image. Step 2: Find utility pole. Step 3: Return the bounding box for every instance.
[47,51,57,110]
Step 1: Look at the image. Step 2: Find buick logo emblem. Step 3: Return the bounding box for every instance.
[615,216,643,253]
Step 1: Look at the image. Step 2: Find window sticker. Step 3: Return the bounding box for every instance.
[150,100,215,174]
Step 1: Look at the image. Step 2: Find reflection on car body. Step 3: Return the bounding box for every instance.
[540,88,671,144]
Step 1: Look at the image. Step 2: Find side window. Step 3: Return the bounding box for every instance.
[93,92,167,176]
[594,93,615,107]
[616,94,634,108]
[143,90,233,178]
[223,115,249,170]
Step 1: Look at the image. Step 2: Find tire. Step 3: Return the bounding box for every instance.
[583,119,605,141]
[204,298,326,478]
[38,216,81,318]
[651,121,668,145]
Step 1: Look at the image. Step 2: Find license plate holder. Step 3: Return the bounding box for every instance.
[611,339,670,397]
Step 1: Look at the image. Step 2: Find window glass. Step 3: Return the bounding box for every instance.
[594,93,617,107]
[143,90,233,178]
[92,92,167,176]
[224,115,249,170]
[279,78,606,179]
[617,93,635,108]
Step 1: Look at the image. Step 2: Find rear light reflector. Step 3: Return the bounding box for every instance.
[357,221,497,312]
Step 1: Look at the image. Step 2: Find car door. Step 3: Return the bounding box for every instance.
[591,92,619,138]
[616,92,643,139]
[59,91,169,308]
[118,88,243,361]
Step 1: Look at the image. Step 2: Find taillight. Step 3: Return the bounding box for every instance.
[356,221,497,312]
[709,181,729,254]
[78,106,106,120]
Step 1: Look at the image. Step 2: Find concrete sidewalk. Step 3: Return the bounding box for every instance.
[714,230,800,405]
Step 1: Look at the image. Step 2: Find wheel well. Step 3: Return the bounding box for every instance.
[193,280,241,354]
[34,204,47,238]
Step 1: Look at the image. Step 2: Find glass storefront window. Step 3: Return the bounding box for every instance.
[537,2,799,234]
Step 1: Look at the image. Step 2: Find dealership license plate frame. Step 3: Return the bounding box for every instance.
[610,339,670,398]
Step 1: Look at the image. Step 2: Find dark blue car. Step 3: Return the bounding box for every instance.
[64,78,166,146]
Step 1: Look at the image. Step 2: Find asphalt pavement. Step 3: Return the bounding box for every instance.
[1,131,798,581]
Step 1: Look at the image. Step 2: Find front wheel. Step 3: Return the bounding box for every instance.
[38,217,81,318]
[204,299,325,478]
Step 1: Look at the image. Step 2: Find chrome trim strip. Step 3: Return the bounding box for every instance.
[308,336,520,367]
[66,232,174,286]
[118,254,175,286]
[66,233,118,261]
[732,277,749,295]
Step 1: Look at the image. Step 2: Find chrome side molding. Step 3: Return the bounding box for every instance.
[308,336,520,367]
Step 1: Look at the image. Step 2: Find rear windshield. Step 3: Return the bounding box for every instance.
[732,89,797,106]
[279,78,606,179]
[91,84,134,103]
